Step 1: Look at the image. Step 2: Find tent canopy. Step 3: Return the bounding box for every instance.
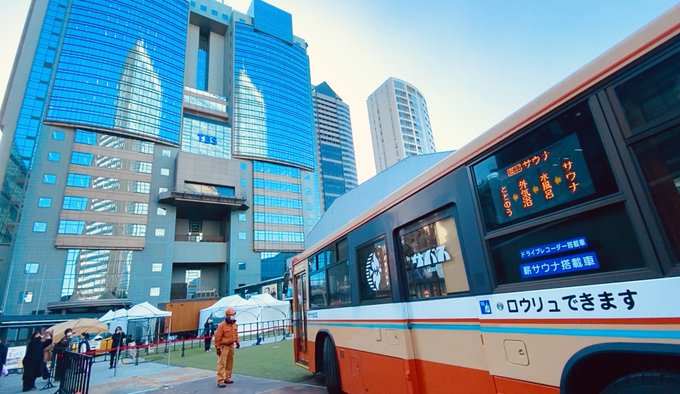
[199,295,260,332]
[99,302,171,334]
[128,301,172,319]
[47,318,108,343]
[198,294,290,334]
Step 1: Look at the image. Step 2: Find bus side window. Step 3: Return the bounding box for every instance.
[399,214,470,299]
[614,52,680,263]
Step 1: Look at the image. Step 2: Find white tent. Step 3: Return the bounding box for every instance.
[98,309,114,322]
[127,301,172,319]
[98,302,174,372]
[199,294,291,340]
[99,302,172,337]
[198,295,260,335]
[249,294,291,322]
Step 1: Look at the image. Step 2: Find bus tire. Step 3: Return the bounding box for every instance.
[602,371,680,394]
[323,337,341,394]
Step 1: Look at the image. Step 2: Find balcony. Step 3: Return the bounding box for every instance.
[159,190,248,219]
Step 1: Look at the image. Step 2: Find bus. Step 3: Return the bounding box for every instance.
[291,5,680,394]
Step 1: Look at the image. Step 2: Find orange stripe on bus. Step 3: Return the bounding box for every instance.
[494,376,559,394]
[333,346,497,394]
[414,358,496,394]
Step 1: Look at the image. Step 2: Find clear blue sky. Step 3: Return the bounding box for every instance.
[1,0,677,182]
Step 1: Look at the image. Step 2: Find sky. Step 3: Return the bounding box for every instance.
[0,0,677,183]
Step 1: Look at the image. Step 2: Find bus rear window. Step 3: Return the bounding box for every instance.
[473,101,617,231]
[490,203,645,285]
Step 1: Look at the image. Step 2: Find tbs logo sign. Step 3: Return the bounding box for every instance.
[197,133,217,145]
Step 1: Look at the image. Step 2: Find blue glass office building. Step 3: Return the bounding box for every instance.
[312,82,358,211]
[0,0,319,326]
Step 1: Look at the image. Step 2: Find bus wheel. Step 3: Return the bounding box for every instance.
[602,371,680,394]
[323,337,341,394]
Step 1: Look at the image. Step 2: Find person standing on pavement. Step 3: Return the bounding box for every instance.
[53,328,72,382]
[21,330,43,391]
[78,332,90,354]
[109,326,126,369]
[214,307,240,387]
[41,331,54,380]
[203,316,215,352]
[0,338,8,378]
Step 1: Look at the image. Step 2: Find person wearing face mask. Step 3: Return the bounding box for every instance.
[109,326,125,369]
[203,317,215,352]
[214,307,240,387]
[53,328,72,382]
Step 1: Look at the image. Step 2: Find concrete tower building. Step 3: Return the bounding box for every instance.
[0,0,319,323]
[312,82,358,211]
[367,77,436,173]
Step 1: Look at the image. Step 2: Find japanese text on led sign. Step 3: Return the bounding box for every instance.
[490,133,595,224]
[520,237,588,260]
[520,252,599,279]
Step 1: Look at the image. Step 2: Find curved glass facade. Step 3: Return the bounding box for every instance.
[46,0,188,144]
[233,21,314,169]
[0,0,69,243]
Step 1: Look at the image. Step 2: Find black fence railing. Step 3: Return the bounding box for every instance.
[58,351,94,394]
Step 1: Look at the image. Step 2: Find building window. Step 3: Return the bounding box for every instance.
[43,174,56,184]
[134,162,153,174]
[38,198,52,208]
[240,179,247,187]
[152,263,163,272]
[155,228,165,237]
[71,152,93,166]
[157,207,167,216]
[162,149,172,157]
[134,182,150,194]
[238,213,246,222]
[48,152,61,162]
[66,173,90,188]
[161,168,170,176]
[52,131,65,140]
[63,196,88,211]
[197,29,210,90]
[159,187,168,194]
[186,270,201,298]
[150,287,160,297]
[58,220,85,234]
[238,262,246,270]
[25,263,39,274]
[74,130,96,145]
[240,163,247,170]
[20,291,34,303]
[33,222,47,232]
[238,232,246,240]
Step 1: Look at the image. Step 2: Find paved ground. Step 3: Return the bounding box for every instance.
[0,356,326,394]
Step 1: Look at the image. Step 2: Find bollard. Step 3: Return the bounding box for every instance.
[181,340,185,357]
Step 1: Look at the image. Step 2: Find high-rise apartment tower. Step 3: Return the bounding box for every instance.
[367,77,436,173]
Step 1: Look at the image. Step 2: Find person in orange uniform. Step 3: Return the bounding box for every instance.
[214,307,240,387]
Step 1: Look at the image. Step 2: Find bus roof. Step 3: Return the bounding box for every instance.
[295,4,680,264]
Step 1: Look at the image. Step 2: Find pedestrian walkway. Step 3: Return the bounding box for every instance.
[0,357,325,394]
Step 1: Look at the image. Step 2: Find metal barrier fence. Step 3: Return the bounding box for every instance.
[58,351,94,394]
